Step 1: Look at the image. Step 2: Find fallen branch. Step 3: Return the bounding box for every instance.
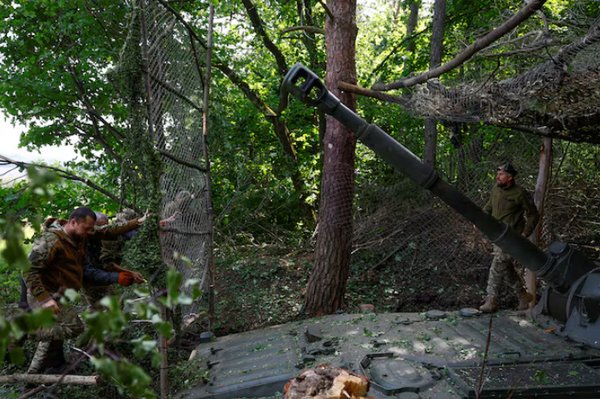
[373,0,547,91]
[0,374,99,385]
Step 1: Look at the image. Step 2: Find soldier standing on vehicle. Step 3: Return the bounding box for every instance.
[24,207,146,374]
[479,163,540,313]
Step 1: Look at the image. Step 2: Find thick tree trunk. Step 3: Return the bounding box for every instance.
[423,0,445,167]
[303,0,357,316]
[527,137,552,301]
[423,118,438,166]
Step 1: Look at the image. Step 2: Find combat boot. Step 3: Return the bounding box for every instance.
[479,295,497,313]
[517,291,534,311]
[44,340,66,374]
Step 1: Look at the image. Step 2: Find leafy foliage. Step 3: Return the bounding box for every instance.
[1,0,600,395]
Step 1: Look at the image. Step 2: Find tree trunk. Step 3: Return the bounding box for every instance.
[527,137,552,300]
[423,0,445,167]
[303,0,357,316]
[405,0,420,54]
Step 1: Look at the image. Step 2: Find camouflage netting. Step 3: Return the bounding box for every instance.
[115,0,212,317]
[396,7,600,144]
[351,3,600,309]
[353,119,600,310]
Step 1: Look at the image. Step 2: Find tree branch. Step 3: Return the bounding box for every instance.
[372,0,547,91]
[0,374,99,385]
[216,63,297,160]
[316,0,334,21]
[148,72,204,114]
[281,25,325,35]
[157,148,207,173]
[338,81,409,106]
[0,155,139,212]
[67,66,125,141]
[72,122,123,163]
[241,0,288,75]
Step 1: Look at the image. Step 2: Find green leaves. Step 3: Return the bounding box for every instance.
[83,296,128,343]
[0,166,59,272]
[0,308,56,366]
[91,357,155,399]
[161,267,201,310]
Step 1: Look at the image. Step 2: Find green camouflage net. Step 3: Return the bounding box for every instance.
[115,0,212,318]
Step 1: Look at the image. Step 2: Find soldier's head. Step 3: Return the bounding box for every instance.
[175,190,192,204]
[496,162,517,188]
[94,212,108,226]
[115,208,140,240]
[116,208,138,223]
[65,207,97,240]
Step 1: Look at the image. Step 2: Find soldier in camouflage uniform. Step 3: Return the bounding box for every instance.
[24,207,145,374]
[479,163,540,313]
[82,209,144,308]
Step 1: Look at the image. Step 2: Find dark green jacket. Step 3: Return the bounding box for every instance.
[483,183,539,237]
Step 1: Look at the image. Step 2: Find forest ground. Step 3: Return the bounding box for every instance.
[211,239,516,336]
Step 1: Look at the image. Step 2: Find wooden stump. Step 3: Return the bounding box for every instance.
[283,365,371,399]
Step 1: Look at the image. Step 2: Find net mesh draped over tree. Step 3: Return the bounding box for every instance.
[117,0,211,317]
[393,13,600,143]
[113,0,599,316]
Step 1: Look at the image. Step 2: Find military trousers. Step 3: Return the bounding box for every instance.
[27,293,84,374]
[485,245,526,297]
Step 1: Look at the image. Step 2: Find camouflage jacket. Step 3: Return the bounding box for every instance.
[25,219,141,302]
[483,183,539,237]
[99,236,127,268]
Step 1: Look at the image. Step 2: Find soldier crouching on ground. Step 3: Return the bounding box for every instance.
[24,206,146,374]
[479,163,540,313]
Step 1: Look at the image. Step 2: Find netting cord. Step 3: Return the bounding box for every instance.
[201,3,217,331]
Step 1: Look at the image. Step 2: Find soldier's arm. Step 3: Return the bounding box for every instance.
[521,189,540,237]
[83,263,119,285]
[94,219,141,240]
[24,233,58,303]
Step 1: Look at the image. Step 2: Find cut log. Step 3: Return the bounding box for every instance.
[283,365,371,399]
[0,373,99,385]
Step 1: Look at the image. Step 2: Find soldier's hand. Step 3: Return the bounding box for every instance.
[41,298,60,314]
[130,270,146,284]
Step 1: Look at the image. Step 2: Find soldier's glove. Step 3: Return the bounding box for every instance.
[118,271,135,287]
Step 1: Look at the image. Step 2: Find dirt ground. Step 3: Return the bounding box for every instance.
[212,240,517,336]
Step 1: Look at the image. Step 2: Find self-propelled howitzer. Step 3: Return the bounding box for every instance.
[282,64,600,348]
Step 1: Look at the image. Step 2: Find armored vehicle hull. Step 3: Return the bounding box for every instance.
[181,311,600,398]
